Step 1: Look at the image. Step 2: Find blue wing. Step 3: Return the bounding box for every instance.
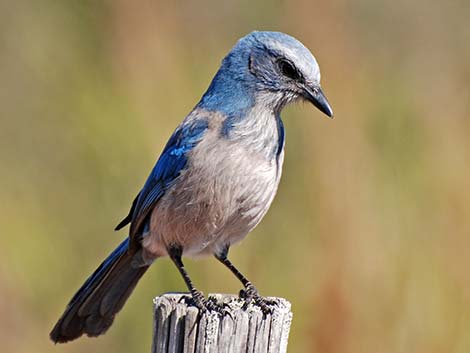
[116,118,208,238]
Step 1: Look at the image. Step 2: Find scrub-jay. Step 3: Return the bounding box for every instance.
[50,31,333,343]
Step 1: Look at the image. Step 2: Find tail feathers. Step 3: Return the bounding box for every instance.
[50,238,150,343]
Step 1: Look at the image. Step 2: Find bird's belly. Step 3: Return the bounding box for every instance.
[143,141,283,258]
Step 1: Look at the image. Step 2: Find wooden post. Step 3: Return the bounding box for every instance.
[152,293,292,353]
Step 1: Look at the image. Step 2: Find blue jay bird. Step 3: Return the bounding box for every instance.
[50,31,333,343]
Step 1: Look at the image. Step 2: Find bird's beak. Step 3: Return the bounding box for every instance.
[302,85,333,118]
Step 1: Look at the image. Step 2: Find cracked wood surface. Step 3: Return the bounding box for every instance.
[152,293,292,353]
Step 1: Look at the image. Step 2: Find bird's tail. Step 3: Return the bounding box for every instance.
[50,238,150,343]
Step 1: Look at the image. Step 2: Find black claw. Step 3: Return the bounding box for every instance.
[239,283,273,315]
[255,299,273,315]
[204,296,219,312]
[215,301,235,320]
[189,291,226,314]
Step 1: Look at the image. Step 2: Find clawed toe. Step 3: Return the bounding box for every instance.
[205,296,223,312]
[255,297,273,315]
[189,291,224,313]
[186,287,273,315]
[239,283,273,315]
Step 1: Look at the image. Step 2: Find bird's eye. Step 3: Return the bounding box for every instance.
[278,59,301,81]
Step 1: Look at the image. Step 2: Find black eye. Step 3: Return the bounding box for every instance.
[278,59,301,81]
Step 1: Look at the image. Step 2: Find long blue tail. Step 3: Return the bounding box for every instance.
[50,238,149,343]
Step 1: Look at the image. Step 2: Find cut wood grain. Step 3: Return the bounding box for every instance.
[152,293,292,353]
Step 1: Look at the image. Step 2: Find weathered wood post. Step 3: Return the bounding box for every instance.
[152,293,292,353]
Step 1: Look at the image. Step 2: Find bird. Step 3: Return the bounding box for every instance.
[50,31,333,344]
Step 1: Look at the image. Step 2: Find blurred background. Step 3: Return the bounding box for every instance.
[1,0,469,352]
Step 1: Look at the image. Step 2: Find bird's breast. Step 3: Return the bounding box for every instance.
[144,113,284,258]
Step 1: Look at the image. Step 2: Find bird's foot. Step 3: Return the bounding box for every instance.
[205,296,236,319]
[189,290,220,313]
[239,283,273,315]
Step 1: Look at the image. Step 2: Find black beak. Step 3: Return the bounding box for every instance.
[302,86,333,118]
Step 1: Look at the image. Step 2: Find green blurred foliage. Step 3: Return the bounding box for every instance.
[1,1,469,352]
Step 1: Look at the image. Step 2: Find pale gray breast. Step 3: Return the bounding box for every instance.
[143,109,284,258]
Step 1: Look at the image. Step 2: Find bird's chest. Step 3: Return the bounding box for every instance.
[146,113,284,256]
[178,133,283,230]
[179,111,284,215]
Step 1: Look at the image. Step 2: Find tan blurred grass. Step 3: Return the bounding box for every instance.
[0,1,469,352]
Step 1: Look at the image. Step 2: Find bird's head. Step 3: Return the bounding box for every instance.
[245,31,332,117]
[199,31,333,118]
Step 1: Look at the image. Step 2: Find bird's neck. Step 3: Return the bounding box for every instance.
[222,94,285,160]
[197,69,256,120]
[197,71,286,160]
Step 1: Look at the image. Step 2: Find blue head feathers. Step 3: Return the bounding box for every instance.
[198,31,332,118]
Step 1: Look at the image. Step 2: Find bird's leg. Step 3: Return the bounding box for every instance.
[215,246,272,314]
[168,245,215,312]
